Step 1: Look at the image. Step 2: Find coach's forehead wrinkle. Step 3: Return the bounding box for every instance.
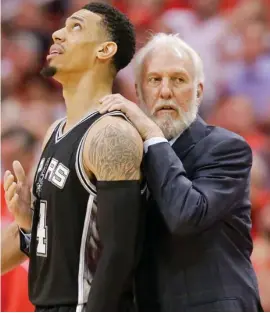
[143,47,194,80]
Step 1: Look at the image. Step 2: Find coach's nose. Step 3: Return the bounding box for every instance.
[160,78,172,100]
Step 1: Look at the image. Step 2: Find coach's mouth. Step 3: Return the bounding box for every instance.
[155,105,177,116]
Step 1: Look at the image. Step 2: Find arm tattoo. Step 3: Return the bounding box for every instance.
[88,123,142,180]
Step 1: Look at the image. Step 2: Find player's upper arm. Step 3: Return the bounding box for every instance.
[41,118,63,151]
[83,116,143,181]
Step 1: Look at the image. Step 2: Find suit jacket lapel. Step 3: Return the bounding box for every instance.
[172,116,208,160]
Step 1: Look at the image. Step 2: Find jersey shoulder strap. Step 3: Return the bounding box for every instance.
[43,118,65,151]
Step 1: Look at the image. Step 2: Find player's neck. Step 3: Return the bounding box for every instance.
[62,71,113,129]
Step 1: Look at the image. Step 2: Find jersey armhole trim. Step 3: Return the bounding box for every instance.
[75,132,97,196]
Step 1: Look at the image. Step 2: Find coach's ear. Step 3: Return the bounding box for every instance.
[135,83,145,105]
[135,84,139,98]
[196,82,204,105]
[97,41,118,61]
[135,83,145,103]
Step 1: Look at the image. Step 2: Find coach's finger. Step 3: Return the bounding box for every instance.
[100,94,117,102]
[99,100,118,112]
[100,96,117,106]
[4,173,14,191]
[100,102,124,114]
[107,103,124,112]
[99,103,113,114]
[99,96,110,104]
[5,182,17,202]
[100,94,121,105]
[13,160,26,183]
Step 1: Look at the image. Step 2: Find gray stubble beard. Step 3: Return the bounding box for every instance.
[140,101,198,141]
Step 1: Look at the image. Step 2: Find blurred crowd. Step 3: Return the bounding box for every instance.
[1,0,270,311]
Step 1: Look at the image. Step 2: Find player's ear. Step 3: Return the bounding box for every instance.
[97,42,117,61]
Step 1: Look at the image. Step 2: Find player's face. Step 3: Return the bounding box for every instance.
[139,47,200,139]
[45,9,107,78]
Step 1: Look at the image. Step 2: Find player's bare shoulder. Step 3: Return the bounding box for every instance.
[83,115,143,181]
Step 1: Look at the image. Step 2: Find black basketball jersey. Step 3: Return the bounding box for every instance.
[29,110,140,309]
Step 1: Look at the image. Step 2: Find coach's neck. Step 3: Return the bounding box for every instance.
[62,67,113,129]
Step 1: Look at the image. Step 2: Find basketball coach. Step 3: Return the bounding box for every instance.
[99,33,263,311]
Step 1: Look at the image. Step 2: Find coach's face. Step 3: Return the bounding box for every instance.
[44,9,116,79]
[139,47,202,139]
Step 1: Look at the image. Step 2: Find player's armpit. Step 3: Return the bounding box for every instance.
[83,116,143,181]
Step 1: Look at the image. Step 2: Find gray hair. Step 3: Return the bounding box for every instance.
[133,33,204,87]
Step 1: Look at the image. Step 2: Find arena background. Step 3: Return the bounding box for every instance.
[1,0,270,311]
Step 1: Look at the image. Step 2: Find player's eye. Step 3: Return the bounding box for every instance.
[72,23,82,31]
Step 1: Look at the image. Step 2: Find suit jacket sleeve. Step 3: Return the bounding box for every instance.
[144,137,252,236]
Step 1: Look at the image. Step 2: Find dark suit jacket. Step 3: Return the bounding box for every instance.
[135,117,263,312]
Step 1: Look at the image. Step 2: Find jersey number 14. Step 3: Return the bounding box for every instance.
[36,200,48,257]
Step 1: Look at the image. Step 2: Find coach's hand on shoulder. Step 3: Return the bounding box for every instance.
[99,94,164,141]
[4,161,32,232]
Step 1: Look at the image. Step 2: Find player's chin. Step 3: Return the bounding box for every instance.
[40,65,58,78]
[47,57,59,69]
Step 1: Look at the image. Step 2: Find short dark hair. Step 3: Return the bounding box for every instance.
[82,2,136,72]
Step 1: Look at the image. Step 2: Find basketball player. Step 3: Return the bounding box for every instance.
[2,3,154,311]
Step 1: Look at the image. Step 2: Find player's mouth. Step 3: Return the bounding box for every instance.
[47,53,62,61]
[47,44,64,61]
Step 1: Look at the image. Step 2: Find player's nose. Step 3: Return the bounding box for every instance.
[52,28,66,43]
